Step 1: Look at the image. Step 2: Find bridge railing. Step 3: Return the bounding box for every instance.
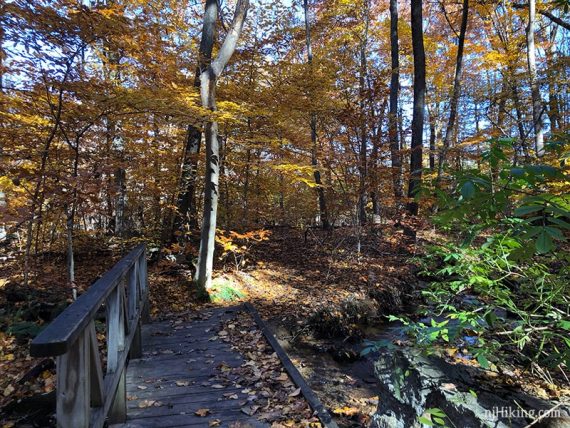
[30,244,149,428]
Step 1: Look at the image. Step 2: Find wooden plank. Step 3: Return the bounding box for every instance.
[125,386,246,402]
[88,321,105,407]
[30,244,146,357]
[244,302,339,428]
[56,330,90,428]
[121,410,266,428]
[127,394,253,418]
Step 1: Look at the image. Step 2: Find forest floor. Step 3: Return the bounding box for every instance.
[0,224,569,427]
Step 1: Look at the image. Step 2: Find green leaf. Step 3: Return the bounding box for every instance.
[545,226,565,240]
[477,354,490,369]
[418,416,434,426]
[559,320,570,331]
[535,231,554,254]
[548,217,570,230]
[433,417,446,425]
[425,408,447,418]
[514,205,543,216]
[460,181,476,200]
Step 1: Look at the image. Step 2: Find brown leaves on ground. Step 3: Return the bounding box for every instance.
[216,311,322,427]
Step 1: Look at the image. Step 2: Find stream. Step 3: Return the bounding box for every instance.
[269,317,570,428]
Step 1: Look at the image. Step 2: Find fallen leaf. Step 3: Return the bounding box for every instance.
[138,399,155,408]
[275,373,288,382]
[3,385,15,397]
[195,408,210,417]
[176,380,190,387]
[288,387,301,397]
[333,406,359,416]
[241,405,260,416]
[209,420,221,427]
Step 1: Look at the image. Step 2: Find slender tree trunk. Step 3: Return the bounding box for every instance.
[242,147,252,222]
[303,0,329,229]
[174,126,201,235]
[175,0,218,239]
[428,106,439,170]
[408,0,426,216]
[508,69,531,161]
[371,100,386,224]
[526,0,544,156]
[194,0,250,294]
[436,0,469,184]
[546,26,560,134]
[389,0,403,206]
[358,0,370,226]
[114,165,126,235]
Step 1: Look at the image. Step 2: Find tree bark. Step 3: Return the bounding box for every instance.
[175,0,219,239]
[436,0,469,184]
[304,0,329,230]
[358,0,370,226]
[526,0,545,156]
[389,0,404,207]
[194,0,250,294]
[371,100,386,223]
[408,0,426,216]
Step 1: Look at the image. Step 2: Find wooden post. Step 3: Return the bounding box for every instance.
[108,368,126,424]
[56,331,90,428]
[106,285,126,423]
[139,250,150,324]
[88,322,104,407]
[129,320,143,359]
[127,262,138,320]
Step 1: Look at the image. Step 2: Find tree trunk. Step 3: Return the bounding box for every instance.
[389,0,404,206]
[175,0,218,239]
[428,108,438,170]
[545,26,560,134]
[114,165,126,236]
[242,147,252,223]
[371,100,386,224]
[358,0,370,226]
[304,0,329,230]
[408,0,426,216]
[194,0,250,294]
[436,0,469,184]
[526,0,544,156]
[174,126,201,235]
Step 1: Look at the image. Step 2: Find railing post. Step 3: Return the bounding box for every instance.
[56,331,90,428]
[106,284,126,424]
[139,249,150,324]
[128,262,142,359]
[109,368,126,424]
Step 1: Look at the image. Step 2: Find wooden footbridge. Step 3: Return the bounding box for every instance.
[30,245,338,428]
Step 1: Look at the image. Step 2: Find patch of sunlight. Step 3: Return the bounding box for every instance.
[209,277,246,303]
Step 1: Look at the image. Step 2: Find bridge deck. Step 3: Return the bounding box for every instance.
[120,306,266,427]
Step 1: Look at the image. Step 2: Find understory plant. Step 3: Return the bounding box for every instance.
[369,138,570,378]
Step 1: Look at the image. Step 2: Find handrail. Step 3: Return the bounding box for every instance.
[30,243,150,428]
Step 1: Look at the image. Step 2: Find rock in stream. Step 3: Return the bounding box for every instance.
[371,350,570,428]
